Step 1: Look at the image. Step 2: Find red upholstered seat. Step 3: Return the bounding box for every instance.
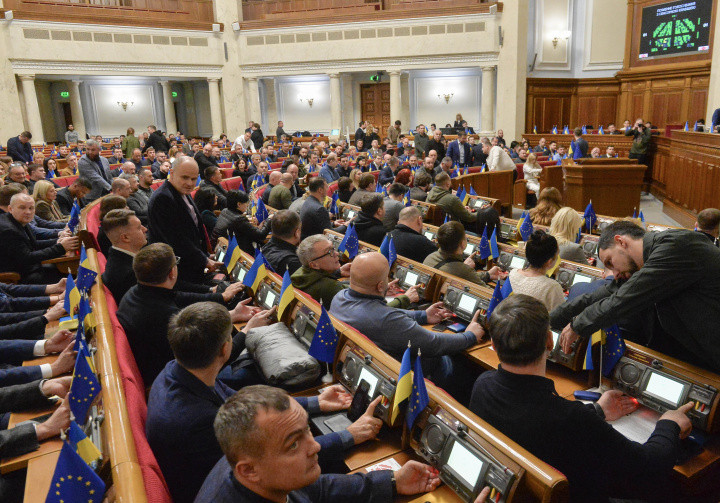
[151,180,165,191]
[86,203,102,250]
[53,175,78,187]
[327,182,338,196]
[269,162,282,170]
[256,185,267,199]
[467,167,483,174]
[218,162,232,169]
[221,177,245,191]
[220,168,234,179]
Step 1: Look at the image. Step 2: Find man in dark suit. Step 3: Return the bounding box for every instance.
[470,137,487,167]
[147,302,381,503]
[261,210,302,276]
[195,385,441,503]
[199,166,228,209]
[195,143,219,175]
[6,131,33,164]
[354,121,366,147]
[446,131,472,167]
[55,177,91,216]
[77,139,113,202]
[142,125,170,153]
[300,178,344,240]
[0,194,77,284]
[147,157,222,284]
[108,147,126,165]
[275,120,287,140]
[377,156,400,186]
[390,206,438,263]
[571,128,589,159]
[0,330,75,386]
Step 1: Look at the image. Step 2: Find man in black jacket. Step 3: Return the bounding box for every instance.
[55,177,91,216]
[554,221,720,373]
[250,123,264,151]
[0,194,78,283]
[6,131,33,164]
[143,125,170,154]
[471,294,690,502]
[195,143,219,175]
[390,206,437,263]
[300,178,345,240]
[199,166,228,210]
[353,193,386,247]
[262,210,302,275]
[147,157,222,284]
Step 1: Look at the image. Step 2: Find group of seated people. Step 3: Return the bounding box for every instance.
[1,117,719,503]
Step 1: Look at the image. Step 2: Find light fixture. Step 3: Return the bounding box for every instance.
[4,10,13,21]
[117,101,134,112]
[551,30,571,49]
[299,97,314,108]
[438,93,454,104]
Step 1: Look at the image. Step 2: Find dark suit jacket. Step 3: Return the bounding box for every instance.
[390,224,438,264]
[0,380,57,459]
[212,209,271,256]
[261,237,301,276]
[55,187,76,216]
[377,166,397,186]
[425,139,445,160]
[0,282,48,313]
[471,145,486,166]
[199,180,228,209]
[0,213,65,280]
[148,181,211,284]
[446,140,472,166]
[300,196,332,240]
[0,339,47,387]
[143,131,170,153]
[6,137,33,164]
[352,212,385,247]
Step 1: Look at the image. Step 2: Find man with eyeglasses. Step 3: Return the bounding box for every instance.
[291,235,418,310]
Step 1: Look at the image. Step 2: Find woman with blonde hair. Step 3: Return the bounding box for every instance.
[453,113,464,130]
[529,187,562,226]
[33,152,45,166]
[549,207,587,264]
[349,168,363,190]
[33,180,68,222]
[523,152,543,194]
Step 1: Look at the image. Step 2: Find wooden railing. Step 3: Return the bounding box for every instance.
[1,0,216,30]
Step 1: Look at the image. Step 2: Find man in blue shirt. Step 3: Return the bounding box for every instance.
[318,153,340,183]
[6,131,33,164]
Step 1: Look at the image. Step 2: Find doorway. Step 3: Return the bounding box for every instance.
[360,83,390,138]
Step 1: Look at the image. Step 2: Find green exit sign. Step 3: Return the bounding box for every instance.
[60,91,69,98]
[172,91,178,98]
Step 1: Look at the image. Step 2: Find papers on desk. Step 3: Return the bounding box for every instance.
[365,457,402,472]
[580,387,661,444]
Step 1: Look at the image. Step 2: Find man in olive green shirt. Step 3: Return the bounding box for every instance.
[268,173,294,210]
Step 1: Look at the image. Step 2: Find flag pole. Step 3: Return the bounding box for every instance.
[321,362,333,383]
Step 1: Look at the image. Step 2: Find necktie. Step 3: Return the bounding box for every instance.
[183,196,199,226]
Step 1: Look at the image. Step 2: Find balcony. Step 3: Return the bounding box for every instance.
[0,0,216,30]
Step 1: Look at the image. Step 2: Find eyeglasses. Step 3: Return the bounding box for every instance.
[309,247,337,262]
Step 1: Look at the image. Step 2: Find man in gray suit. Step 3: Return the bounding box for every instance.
[78,139,113,202]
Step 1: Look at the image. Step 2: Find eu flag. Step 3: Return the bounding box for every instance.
[255,198,269,224]
[68,200,81,234]
[403,189,412,207]
[486,277,512,320]
[338,224,359,260]
[45,442,105,503]
[64,274,80,318]
[277,269,295,319]
[583,202,596,234]
[479,229,491,260]
[489,228,499,259]
[308,306,339,363]
[469,186,477,196]
[391,344,412,424]
[601,324,625,377]
[443,214,449,224]
[69,342,100,426]
[224,235,241,274]
[406,350,429,430]
[66,420,101,466]
[519,214,534,241]
[330,192,339,215]
[76,246,98,294]
[380,234,397,268]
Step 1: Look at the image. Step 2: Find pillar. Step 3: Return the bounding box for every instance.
[481,66,496,133]
[246,77,262,128]
[160,80,178,135]
[329,73,342,136]
[264,78,278,132]
[341,74,354,139]
[19,75,44,144]
[389,70,402,128]
[400,73,410,133]
[68,80,86,141]
[182,82,199,137]
[207,78,223,140]
[495,0,528,139]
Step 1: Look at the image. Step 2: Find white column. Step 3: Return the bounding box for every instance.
[68,80,86,141]
[481,66,496,133]
[246,77,262,127]
[160,80,177,135]
[329,73,342,136]
[400,73,410,132]
[19,75,44,144]
[495,0,528,139]
[183,82,198,137]
[265,78,278,132]
[207,78,223,140]
[389,70,402,127]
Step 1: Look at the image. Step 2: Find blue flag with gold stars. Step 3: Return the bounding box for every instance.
[45,441,105,503]
[479,228,492,260]
[379,234,397,269]
[69,342,100,426]
[76,246,97,294]
[486,277,512,320]
[255,198,269,224]
[519,213,534,241]
[308,306,339,363]
[338,223,359,260]
[602,324,625,377]
[68,200,81,234]
[406,352,429,430]
[583,202,597,234]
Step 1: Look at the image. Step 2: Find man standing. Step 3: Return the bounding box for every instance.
[625,119,652,166]
[447,131,472,167]
[78,139,113,202]
[413,124,430,157]
[143,125,170,154]
[387,120,402,144]
[482,138,516,173]
[276,120,287,140]
[233,131,256,153]
[195,144,219,175]
[426,130,445,161]
[64,124,79,145]
[354,121,366,147]
[7,131,33,164]
[268,173,294,210]
[571,128,589,159]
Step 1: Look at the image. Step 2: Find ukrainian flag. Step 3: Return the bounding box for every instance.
[456,186,466,205]
[223,235,241,274]
[76,246,98,294]
[277,269,295,319]
[552,126,558,134]
[66,420,101,466]
[684,121,689,132]
[403,190,412,207]
[406,350,429,430]
[242,251,267,294]
[516,210,527,232]
[533,125,538,134]
[391,344,412,424]
[583,331,604,370]
[598,125,604,135]
[563,125,570,134]
[63,274,80,319]
[45,442,105,503]
[489,228,499,259]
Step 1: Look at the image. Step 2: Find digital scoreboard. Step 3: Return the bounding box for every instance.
[639,0,712,59]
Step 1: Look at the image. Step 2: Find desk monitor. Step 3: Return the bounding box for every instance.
[357,366,380,397]
[551,330,560,348]
[509,256,526,270]
[500,223,515,239]
[458,293,477,316]
[404,270,420,287]
[338,350,397,424]
[216,248,226,264]
[471,198,490,210]
[446,440,486,493]
[233,263,248,283]
[291,308,317,347]
[643,371,688,408]
[346,209,357,220]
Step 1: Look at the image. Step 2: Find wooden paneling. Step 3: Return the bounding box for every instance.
[525,78,576,133]
[360,83,390,137]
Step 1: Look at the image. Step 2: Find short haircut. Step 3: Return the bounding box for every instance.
[297,235,329,267]
[435,172,450,185]
[119,173,137,182]
[27,164,43,176]
[194,186,217,213]
[437,221,465,253]
[457,131,467,138]
[102,209,136,237]
[168,302,232,369]
[204,166,219,179]
[0,184,25,206]
[358,173,376,190]
[441,156,452,165]
[574,127,582,136]
[308,177,326,193]
[337,177,352,191]
[697,208,720,232]
[111,178,129,193]
[271,209,300,239]
[395,120,401,125]
[490,294,550,366]
[524,230,558,268]
[226,190,249,211]
[359,192,384,215]
[387,182,406,197]
[597,221,646,250]
[85,139,100,149]
[414,172,431,188]
[387,156,400,167]
[133,242,175,284]
[99,195,127,220]
[399,205,421,222]
[73,177,92,190]
[214,385,292,464]
[20,131,32,140]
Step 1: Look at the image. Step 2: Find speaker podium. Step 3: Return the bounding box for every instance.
[564,163,647,218]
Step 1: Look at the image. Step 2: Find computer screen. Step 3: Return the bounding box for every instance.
[464,243,475,255]
[357,367,380,396]
[404,271,419,287]
[235,266,247,283]
[501,223,513,235]
[331,129,340,135]
[551,330,560,347]
[347,210,356,219]
[572,274,593,286]
[458,293,476,314]
[424,231,435,240]
[265,290,277,307]
[447,440,485,489]
[216,250,226,264]
[639,0,712,60]
[645,372,686,407]
[510,256,525,270]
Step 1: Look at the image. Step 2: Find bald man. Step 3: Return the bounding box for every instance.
[148,157,222,284]
[330,252,483,400]
[262,170,282,206]
[268,173,293,210]
[111,178,132,199]
[0,194,78,283]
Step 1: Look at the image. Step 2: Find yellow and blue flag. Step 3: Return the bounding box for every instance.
[601,324,625,377]
[533,125,538,134]
[583,201,596,233]
[683,121,689,132]
[66,420,102,466]
[443,214,449,224]
[403,190,412,207]
[519,213,534,241]
[223,235,241,274]
[45,442,105,503]
[330,192,339,215]
[77,296,95,333]
[406,350,429,430]
[489,228,499,259]
[338,224,359,260]
[486,277,512,320]
[391,343,412,424]
[255,198,269,224]
[598,125,604,135]
[583,331,604,370]
[76,246,97,294]
[278,269,295,320]
[379,234,397,268]
[64,274,80,318]
[516,210,526,232]
[552,125,558,134]
[632,207,637,219]
[308,305,339,363]
[69,342,100,426]
[242,251,267,294]
[68,200,81,234]
[255,247,275,274]
[563,125,570,134]
[456,186,466,205]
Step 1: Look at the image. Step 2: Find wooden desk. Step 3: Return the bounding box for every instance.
[23,450,59,503]
[344,427,404,472]
[0,438,62,474]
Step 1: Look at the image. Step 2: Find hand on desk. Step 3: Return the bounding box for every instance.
[49,341,77,377]
[44,330,75,354]
[317,384,351,412]
[43,303,67,323]
[58,236,79,252]
[347,396,382,445]
[220,282,245,303]
[466,310,485,343]
[660,402,694,439]
[597,390,639,421]
[42,376,72,398]
[206,258,223,272]
[487,266,507,281]
[425,302,453,325]
[394,460,442,495]
[35,397,70,442]
[45,277,67,295]
[230,298,263,323]
[243,306,277,331]
[559,323,580,354]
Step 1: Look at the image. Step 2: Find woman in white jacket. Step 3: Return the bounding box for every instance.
[523,152,543,193]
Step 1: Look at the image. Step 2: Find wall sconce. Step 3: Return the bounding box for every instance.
[551,30,571,49]
[299,97,314,108]
[438,93,454,104]
[117,101,134,112]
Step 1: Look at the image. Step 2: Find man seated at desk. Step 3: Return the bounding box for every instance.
[148,303,384,503]
[470,294,692,502]
[427,173,500,236]
[389,206,437,264]
[552,221,720,374]
[695,207,720,247]
[331,252,483,401]
[196,385,444,503]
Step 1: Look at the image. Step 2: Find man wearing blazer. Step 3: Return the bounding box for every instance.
[446,131,472,167]
[77,139,113,202]
[147,157,222,284]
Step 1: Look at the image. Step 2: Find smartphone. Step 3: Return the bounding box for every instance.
[347,380,371,422]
